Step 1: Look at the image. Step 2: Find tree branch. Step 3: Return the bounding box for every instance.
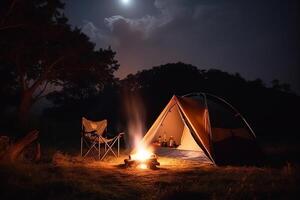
[29,56,64,93]
[34,81,50,100]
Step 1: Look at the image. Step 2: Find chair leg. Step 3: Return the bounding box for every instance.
[98,139,100,160]
[118,136,120,157]
[101,139,118,160]
[84,142,97,158]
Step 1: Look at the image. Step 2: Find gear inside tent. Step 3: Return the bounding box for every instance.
[140,93,260,165]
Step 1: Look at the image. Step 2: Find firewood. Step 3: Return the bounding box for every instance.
[124,156,160,169]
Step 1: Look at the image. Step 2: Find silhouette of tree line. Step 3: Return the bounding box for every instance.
[121,63,299,138]
[0,0,118,135]
[0,0,299,147]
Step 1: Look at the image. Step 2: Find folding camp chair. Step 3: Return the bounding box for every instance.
[81,117,124,160]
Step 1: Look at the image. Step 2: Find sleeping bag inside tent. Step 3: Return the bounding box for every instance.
[141,93,260,165]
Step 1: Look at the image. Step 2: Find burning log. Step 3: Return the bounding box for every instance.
[124,154,160,169]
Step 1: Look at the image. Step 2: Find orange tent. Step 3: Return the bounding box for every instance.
[140,93,260,165]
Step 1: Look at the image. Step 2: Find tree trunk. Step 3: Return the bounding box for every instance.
[2,130,39,163]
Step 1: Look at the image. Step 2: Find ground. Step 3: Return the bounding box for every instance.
[0,144,299,200]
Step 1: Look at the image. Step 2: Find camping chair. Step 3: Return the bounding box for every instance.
[81,117,124,160]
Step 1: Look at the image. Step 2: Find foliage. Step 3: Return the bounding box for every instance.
[39,62,299,146]
[121,62,300,137]
[0,0,119,129]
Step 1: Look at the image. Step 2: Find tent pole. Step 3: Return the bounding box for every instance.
[176,104,189,146]
[201,93,215,159]
[205,93,256,138]
[176,98,216,165]
[182,93,256,138]
[177,104,188,129]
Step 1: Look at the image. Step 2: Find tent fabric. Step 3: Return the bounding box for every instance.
[176,97,213,161]
[141,98,177,147]
[153,104,184,145]
[177,125,202,151]
[211,128,254,142]
[139,94,258,165]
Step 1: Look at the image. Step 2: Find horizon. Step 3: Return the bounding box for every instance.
[65,0,299,93]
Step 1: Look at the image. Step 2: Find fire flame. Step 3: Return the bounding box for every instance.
[123,91,154,169]
[139,163,147,169]
[130,146,154,169]
[131,147,152,162]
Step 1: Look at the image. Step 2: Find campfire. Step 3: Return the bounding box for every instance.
[123,93,160,169]
[124,147,160,169]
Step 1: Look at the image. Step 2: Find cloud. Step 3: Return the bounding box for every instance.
[81,20,119,47]
[103,0,195,40]
[82,0,211,47]
[81,21,100,40]
[73,0,299,92]
[105,15,152,39]
[80,0,218,76]
[104,14,169,40]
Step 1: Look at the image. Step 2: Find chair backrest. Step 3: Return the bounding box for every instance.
[82,117,107,136]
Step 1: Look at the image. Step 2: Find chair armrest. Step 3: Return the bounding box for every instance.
[118,132,125,137]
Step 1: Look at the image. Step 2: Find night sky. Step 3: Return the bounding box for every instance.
[64,0,299,92]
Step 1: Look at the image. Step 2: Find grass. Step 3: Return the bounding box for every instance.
[0,142,299,200]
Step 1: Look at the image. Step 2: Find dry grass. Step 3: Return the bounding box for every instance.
[0,149,299,200]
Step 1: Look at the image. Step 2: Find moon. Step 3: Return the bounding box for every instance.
[121,0,130,4]
[121,0,131,5]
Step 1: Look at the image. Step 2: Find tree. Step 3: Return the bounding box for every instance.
[0,0,119,129]
[271,79,291,93]
[121,62,299,138]
[271,79,281,90]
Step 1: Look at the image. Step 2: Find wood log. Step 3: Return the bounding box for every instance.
[124,157,160,169]
[2,130,39,163]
